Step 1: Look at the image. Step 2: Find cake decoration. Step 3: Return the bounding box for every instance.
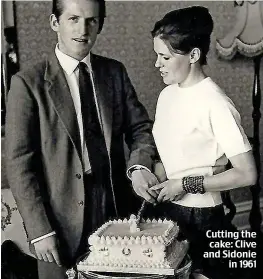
[129,214,140,233]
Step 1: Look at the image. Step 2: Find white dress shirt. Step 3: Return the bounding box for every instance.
[55,45,104,173]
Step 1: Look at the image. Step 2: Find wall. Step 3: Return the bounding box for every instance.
[12,1,263,203]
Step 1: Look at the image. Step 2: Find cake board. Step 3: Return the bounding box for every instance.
[76,254,192,279]
[76,240,189,276]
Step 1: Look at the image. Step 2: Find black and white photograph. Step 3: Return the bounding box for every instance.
[1,1,263,279]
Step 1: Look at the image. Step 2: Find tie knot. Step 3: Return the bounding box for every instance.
[79,62,87,71]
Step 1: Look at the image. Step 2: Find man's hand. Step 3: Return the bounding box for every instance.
[34,235,61,266]
[212,165,227,175]
[151,179,185,203]
[131,169,159,204]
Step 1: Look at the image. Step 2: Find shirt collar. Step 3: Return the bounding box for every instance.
[55,44,91,75]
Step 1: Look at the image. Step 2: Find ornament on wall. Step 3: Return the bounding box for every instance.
[1,195,18,231]
[216,1,263,59]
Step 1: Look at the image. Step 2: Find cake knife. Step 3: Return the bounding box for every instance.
[136,200,147,223]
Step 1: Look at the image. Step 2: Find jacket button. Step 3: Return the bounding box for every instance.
[76,173,81,179]
[78,200,84,206]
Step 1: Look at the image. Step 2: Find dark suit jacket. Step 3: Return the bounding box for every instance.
[5,53,156,259]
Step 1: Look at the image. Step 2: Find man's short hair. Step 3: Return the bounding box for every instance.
[52,0,106,33]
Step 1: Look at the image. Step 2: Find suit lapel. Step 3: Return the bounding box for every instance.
[91,54,113,156]
[44,53,82,161]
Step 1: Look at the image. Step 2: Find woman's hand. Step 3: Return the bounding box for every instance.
[151,179,184,203]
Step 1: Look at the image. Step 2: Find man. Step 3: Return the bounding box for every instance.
[5,0,158,278]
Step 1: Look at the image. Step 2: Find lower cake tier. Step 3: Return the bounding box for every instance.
[78,240,189,275]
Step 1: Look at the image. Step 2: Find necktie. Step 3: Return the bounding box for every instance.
[78,62,110,184]
[78,62,117,233]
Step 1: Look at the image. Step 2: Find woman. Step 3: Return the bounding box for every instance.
[150,6,257,279]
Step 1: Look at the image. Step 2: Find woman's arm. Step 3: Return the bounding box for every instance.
[204,150,257,192]
[151,151,256,202]
[204,94,257,191]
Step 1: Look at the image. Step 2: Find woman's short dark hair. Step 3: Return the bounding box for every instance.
[52,0,106,33]
[151,6,213,65]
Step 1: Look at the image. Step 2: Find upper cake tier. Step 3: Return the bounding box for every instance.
[88,217,179,247]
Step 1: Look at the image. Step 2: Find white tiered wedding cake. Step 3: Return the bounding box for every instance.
[77,215,188,275]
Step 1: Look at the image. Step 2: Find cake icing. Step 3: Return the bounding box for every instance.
[79,216,180,270]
